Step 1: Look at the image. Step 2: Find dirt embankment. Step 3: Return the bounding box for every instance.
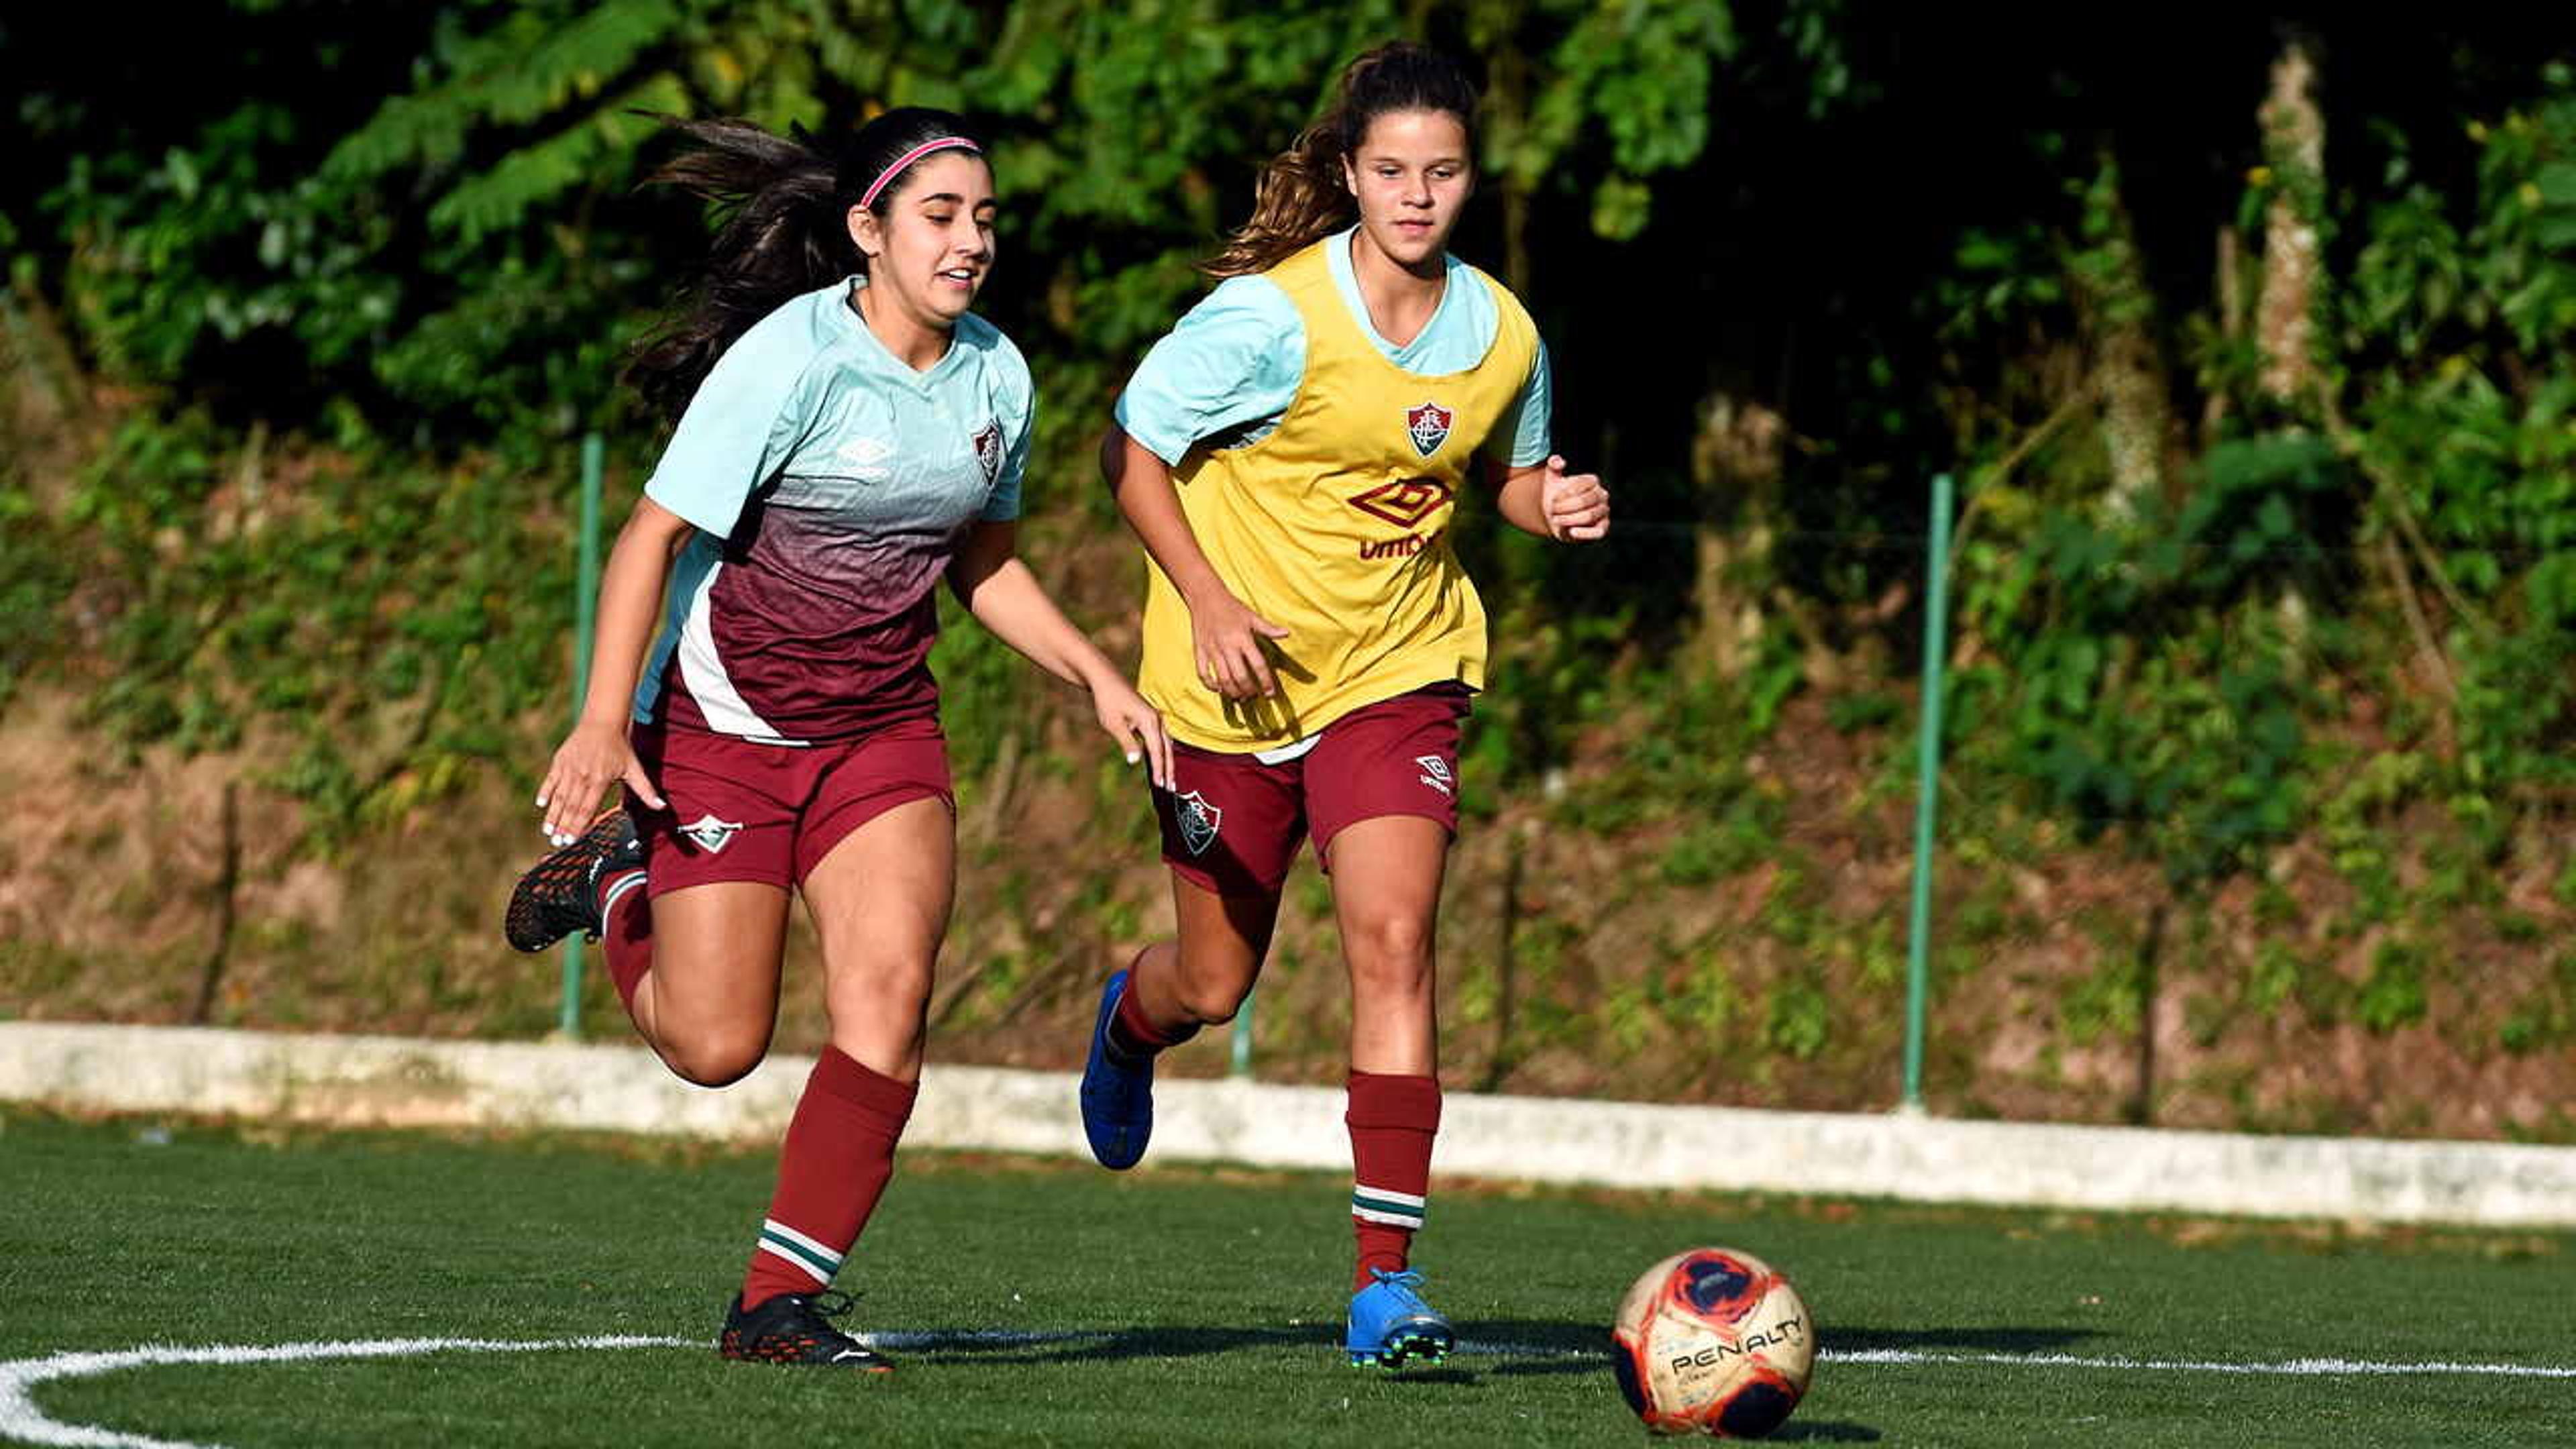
[6,660,2570,1146]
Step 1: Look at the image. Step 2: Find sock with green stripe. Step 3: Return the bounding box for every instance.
[1346,1071,1441,1291]
[739,1046,917,1311]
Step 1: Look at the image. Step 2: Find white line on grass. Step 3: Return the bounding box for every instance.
[9,1334,2573,1448]
[1829,1348,2576,1378]
[0,1337,692,1449]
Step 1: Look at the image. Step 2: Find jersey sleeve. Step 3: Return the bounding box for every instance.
[982,339,1034,523]
[643,331,820,540]
[1481,337,1554,470]
[1113,276,1305,466]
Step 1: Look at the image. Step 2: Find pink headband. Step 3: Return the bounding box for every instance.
[858,136,982,211]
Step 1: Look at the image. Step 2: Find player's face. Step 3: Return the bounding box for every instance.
[850,152,998,330]
[1342,109,1474,276]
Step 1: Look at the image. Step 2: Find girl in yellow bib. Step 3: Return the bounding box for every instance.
[1076,42,1611,1368]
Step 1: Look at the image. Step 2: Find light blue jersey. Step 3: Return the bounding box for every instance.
[1115,227,1551,468]
[635,276,1034,743]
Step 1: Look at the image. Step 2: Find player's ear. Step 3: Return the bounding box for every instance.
[847,204,881,261]
[1340,154,1359,197]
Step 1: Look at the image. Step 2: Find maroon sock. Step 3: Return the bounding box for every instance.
[739,1047,918,1311]
[1107,967,1202,1061]
[597,868,652,1016]
[1346,1071,1441,1290]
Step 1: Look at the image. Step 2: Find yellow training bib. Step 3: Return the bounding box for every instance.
[1138,241,1540,751]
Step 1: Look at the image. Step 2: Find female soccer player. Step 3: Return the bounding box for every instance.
[504,107,1171,1373]
[1075,43,1610,1368]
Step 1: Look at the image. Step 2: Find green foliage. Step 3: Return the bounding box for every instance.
[1951,437,2344,887]
[2356,939,2431,1034]
[2337,87,2576,800]
[59,411,576,830]
[8,5,2576,1102]
[0,483,76,712]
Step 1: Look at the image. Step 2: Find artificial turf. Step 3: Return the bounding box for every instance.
[3,1108,2569,1447]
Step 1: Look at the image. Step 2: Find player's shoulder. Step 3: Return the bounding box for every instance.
[1451,255,1535,331]
[1175,272,1300,342]
[952,312,1032,405]
[718,281,857,396]
[952,310,1025,375]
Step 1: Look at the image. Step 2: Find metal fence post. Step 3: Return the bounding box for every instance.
[559,433,605,1038]
[1901,472,1954,1111]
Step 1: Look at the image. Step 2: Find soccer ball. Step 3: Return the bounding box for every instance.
[1609,1246,1814,1438]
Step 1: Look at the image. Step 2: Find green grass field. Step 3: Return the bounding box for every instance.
[3,1108,2571,1448]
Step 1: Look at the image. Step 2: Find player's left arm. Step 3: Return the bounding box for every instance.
[1484,339,1609,542]
[947,519,1173,789]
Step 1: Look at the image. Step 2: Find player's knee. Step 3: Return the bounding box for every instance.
[1344,912,1435,987]
[1173,979,1248,1026]
[825,952,934,1022]
[657,1026,769,1087]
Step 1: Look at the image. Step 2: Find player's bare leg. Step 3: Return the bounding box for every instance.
[620,881,788,1087]
[1136,879,1280,1030]
[1328,814,1448,1075]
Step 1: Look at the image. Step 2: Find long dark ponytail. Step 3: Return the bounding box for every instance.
[1203,42,1480,280]
[625,107,988,421]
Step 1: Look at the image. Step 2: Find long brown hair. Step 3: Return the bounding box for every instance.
[1202,42,1481,280]
[624,107,987,421]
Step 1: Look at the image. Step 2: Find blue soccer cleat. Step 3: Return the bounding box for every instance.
[1345,1268,1454,1369]
[1079,969,1153,1170]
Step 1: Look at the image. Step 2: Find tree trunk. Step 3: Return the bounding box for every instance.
[2068,152,2174,520]
[1689,392,1786,680]
[2255,39,2326,406]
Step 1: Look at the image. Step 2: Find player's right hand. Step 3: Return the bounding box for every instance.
[535,718,665,845]
[1186,588,1291,700]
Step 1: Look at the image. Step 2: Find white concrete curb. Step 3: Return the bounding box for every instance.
[5,1021,2575,1228]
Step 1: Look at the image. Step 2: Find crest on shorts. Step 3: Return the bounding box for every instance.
[971,421,1004,486]
[1174,791,1223,857]
[680,814,744,854]
[1415,754,1455,798]
[1404,400,1454,459]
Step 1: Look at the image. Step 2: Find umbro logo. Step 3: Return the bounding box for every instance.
[1415,755,1454,797]
[839,433,902,469]
[680,814,745,854]
[1349,476,1452,529]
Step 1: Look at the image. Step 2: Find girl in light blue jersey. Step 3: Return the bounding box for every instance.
[503,109,1171,1373]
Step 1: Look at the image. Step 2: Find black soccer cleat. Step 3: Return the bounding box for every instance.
[502,808,643,953]
[718,1290,895,1373]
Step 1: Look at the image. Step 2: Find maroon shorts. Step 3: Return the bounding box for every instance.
[627,716,953,895]
[1152,685,1471,898]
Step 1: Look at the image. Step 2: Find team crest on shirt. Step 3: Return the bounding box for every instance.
[1173,791,1224,857]
[1349,476,1454,529]
[1415,755,1455,798]
[971,421,1004,486]
[680,814,745,855]
[1404,400,1454,458]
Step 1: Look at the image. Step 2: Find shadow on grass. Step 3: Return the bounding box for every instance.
[900,1319,1892,1436]
[898,1318,1608,1383]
